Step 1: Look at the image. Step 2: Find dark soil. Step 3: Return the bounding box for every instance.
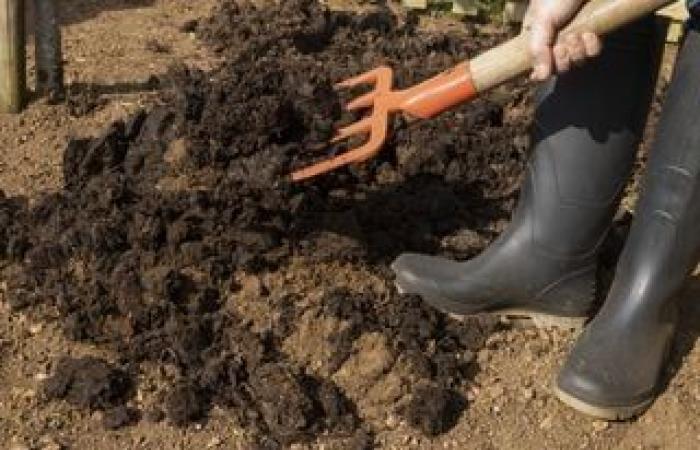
[41,357,132,410]
[0,0,532,446]
[102,405,140,430]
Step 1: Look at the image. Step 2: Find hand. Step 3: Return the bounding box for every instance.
[524,0,603,81]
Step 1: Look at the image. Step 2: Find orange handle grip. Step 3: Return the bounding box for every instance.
[396,62,477,120]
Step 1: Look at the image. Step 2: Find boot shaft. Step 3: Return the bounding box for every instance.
[616,24,700,304]
[523,17,665,258]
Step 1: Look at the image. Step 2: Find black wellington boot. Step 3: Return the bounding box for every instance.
[391,19,662,328]
[555,22,700,420]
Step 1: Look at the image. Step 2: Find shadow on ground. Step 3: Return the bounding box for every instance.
[57,0,157,26]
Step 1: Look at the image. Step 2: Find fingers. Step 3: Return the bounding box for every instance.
[546,32,603,78]
[565,33,585,65]
[525,0,602,81]
[582,32,603,58]
[530,21,556,81]
[553,44,571,73]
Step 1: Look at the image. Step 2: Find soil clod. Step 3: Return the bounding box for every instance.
[42,357,132,411]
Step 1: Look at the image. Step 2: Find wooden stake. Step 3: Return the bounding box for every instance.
[0,0,25,114]
[34,0,63,100]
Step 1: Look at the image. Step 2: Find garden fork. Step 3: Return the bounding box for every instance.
[291,0,673,182]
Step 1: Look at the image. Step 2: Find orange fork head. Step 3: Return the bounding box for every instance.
[290,66,396,182]
[290,61,477,182]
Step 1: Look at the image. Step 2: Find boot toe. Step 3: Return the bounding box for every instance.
[556,362,616,410]
[555,333,656,420]
[391,253,461,298]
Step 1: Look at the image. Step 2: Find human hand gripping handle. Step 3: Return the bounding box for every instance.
[525,0,602,80]
[468,0,672,92]
[291,0,674,182]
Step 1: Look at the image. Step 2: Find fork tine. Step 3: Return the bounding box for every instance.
[290,140,383,182]
[346,91,377,111]
[335,68,384,89]
[290,66,396,181]
[330,118,372,143]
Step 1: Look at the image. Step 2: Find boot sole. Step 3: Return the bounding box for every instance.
[395,282,587,331]
[553,383,654,421]
[486,308,587,331]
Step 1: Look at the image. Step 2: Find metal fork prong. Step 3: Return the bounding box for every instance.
[330,118,372,143]
[345,91,378,111]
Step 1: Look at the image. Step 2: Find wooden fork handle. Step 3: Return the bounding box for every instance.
[469,0,674,92]
[395,0,672,120]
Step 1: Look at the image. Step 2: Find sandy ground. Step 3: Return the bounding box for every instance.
[1,1,699,449]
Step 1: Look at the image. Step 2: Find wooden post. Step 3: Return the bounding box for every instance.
[34,0,63,101]
[0,0,25,113]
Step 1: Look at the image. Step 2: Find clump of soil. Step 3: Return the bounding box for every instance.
[42,357,132,410]
[0,0,532,446]
[402,380,466,436]
[102,405,140,430]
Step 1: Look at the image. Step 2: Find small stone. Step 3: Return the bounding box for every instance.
[207,437,224,448]
[163,139,188,167]
[498,316,513,327]
[521,388,535,401]
[34,372,49,381]
[240,275,268,297]
[45,415,63,430]
[489,385,504,398]
[539,416,553,430]
[592,420,609,432]
[485,335,502,349]
[466,387,479,402]
[29,323,43,335]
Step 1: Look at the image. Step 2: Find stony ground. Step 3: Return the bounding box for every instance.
[1,1,699,449]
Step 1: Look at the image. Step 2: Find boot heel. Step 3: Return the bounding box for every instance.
[529,312,587,330]
[497,309,588,330]
[495,266,597,330]
[535,265,597,318]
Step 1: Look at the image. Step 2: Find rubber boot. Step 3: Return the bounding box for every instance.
[391,19,662,329]
[555,22,700,420]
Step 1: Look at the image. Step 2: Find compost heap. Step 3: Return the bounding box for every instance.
[0,0,533,446]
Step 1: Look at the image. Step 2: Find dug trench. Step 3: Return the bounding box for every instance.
[0,0,540,447]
